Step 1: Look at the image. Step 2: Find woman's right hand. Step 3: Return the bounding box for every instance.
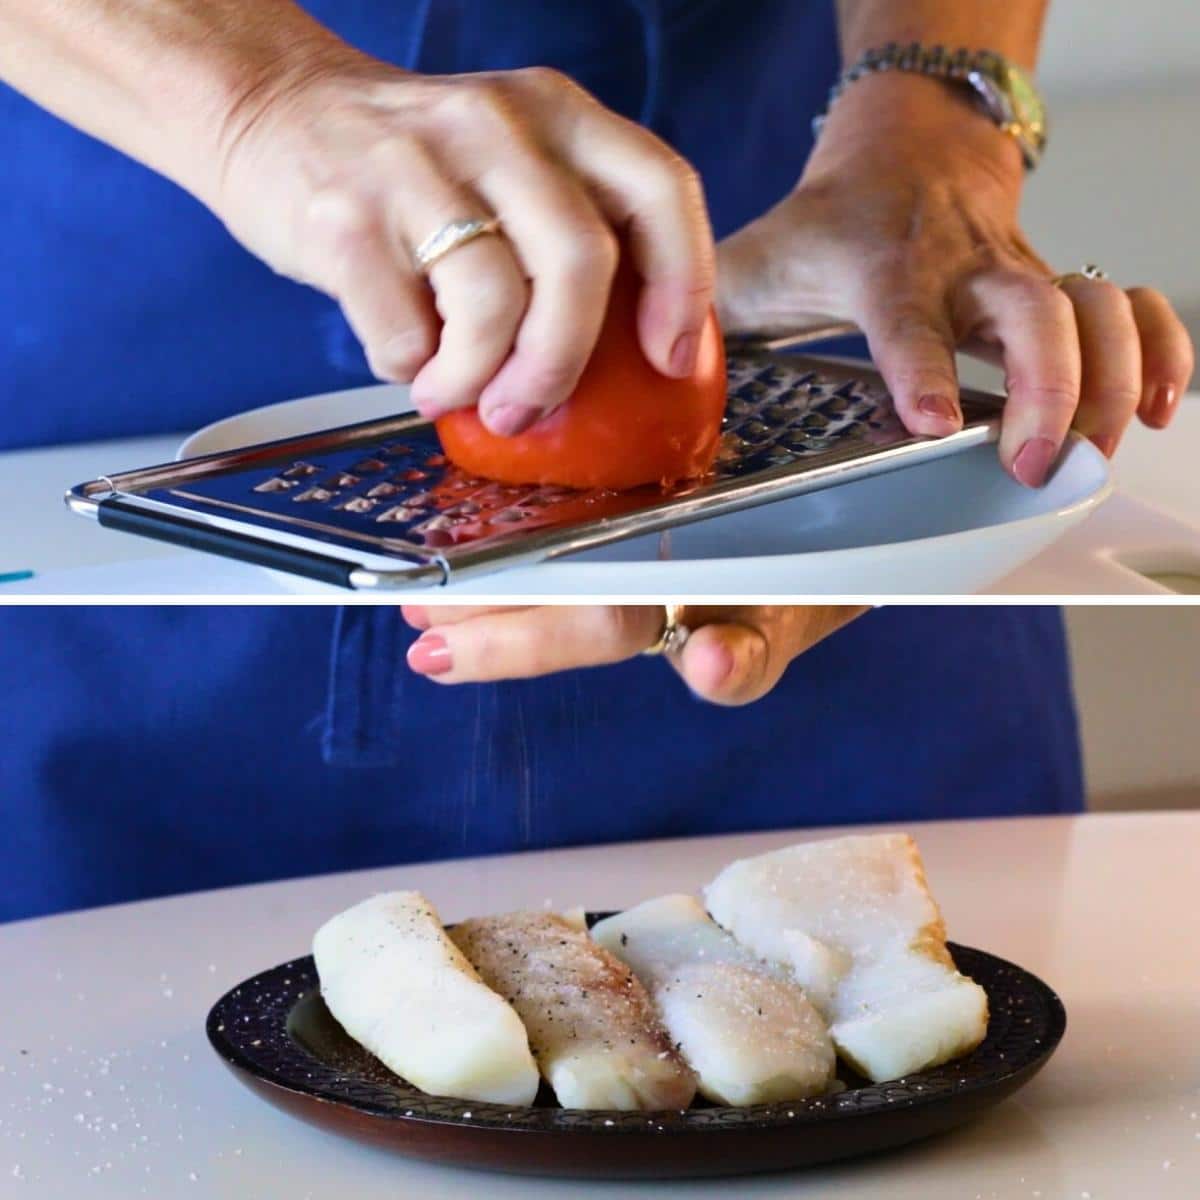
[401,605,867,706]
[206,47,715,435]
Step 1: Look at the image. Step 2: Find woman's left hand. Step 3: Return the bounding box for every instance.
[716,74,1195,487]
[401,605,865,705]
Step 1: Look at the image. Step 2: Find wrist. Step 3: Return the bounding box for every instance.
[803,71,1025,195]
[151,12,363,204]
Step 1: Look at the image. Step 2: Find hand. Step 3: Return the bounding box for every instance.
[400,605,866,706]
[209,47,714,435]
[716,74,1195,486]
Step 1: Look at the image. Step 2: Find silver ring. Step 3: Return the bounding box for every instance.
[413,217,501,274]
[1052,263,1110,287]
[642,604,690,657]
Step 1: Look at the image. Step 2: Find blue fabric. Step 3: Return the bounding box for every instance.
[0,2,1084,922]
[0,0,838,450]
[0,607,1082,923]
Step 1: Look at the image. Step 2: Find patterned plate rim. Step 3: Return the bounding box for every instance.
[206,934,1066,1134]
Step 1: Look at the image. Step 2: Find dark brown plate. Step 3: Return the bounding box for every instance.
[206,923,1065,1179]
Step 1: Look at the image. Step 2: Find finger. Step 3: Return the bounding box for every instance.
[672,622,772,706]
[1057,277,1142,457]
[524,70,715,378]
[305,192,439,383]
[957,270,1081,488]
[463,136,619,433]
[380,140,529,420]
[854,285,964,437]
[1127,287,1195,429]
[405,605,662,682]
[400,604,530,631]
[671,605,866,706]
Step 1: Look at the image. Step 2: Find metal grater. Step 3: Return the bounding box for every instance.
[66,349,1002,590]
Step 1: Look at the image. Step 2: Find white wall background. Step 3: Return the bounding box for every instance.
[1038,0,1200,94]
[1022,1,1200,334]
[1037,6,1199,815]
[1066,607,1200,811]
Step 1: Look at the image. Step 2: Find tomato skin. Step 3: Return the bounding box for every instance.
[435,259,725,491]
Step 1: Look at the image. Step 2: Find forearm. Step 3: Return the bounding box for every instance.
[0,0,346,201]
[817,1,1050,181]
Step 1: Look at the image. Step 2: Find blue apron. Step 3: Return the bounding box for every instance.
[0,0,837,449]
[0,3,1084,923]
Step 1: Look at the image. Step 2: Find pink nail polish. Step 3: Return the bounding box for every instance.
[669,331,698,377]
[407,633,452,676]
[482,403,543,438]
[705,642,735,689]
[687,641,735,700]
[1151,383,1179,426]
[1012,436,1059,488]
[409,373,441,417]
[917,394,960,427]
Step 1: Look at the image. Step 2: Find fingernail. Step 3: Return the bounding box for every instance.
[409,376,444,418]
[407,633,452,676]
[481,402,542,438]
[401,605,429,631]
[669,331,699,377]
[917,394,960,429]
[1150,383,1179,426]
[1092,433,1118,459]
[1012,436,1059,488]
[706,642,735,689]
[688,641,735,701]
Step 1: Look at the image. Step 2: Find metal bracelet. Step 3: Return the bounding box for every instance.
[813,42,997,140]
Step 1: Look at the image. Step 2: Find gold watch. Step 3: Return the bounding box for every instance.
[813,44,1049,170]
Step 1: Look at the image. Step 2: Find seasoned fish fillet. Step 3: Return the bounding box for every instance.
[593,895,836,1105]
[313,891,539,1105]
[450,911,696,1111]
[705,834,988,1082]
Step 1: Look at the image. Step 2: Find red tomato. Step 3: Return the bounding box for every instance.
[436,256,725,491]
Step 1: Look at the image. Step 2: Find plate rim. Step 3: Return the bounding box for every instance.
[177,384,1113,573]
[206,936,1067,1135]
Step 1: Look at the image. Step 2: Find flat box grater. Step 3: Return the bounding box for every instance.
[66,348,1003,590]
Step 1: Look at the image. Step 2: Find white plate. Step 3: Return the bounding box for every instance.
[180,383,1112,596]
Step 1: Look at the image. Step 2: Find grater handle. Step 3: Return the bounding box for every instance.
[96,497,357,589]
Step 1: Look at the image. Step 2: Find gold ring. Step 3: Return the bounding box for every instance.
[413,217,501,274]
[642,604,690,656]
[1052,263,1110,288]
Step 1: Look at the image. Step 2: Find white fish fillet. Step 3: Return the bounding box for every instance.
[450,911,696,1111]
[312,891,539,1105]
[593,895,836,1105]
[705,834,988,1083]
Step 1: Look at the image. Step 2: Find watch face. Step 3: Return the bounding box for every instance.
[968,57,1047,164]
[1005,64,1046,139]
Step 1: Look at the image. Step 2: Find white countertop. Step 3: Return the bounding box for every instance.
[2,399,1198,595]
[2,811,1197,1198]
